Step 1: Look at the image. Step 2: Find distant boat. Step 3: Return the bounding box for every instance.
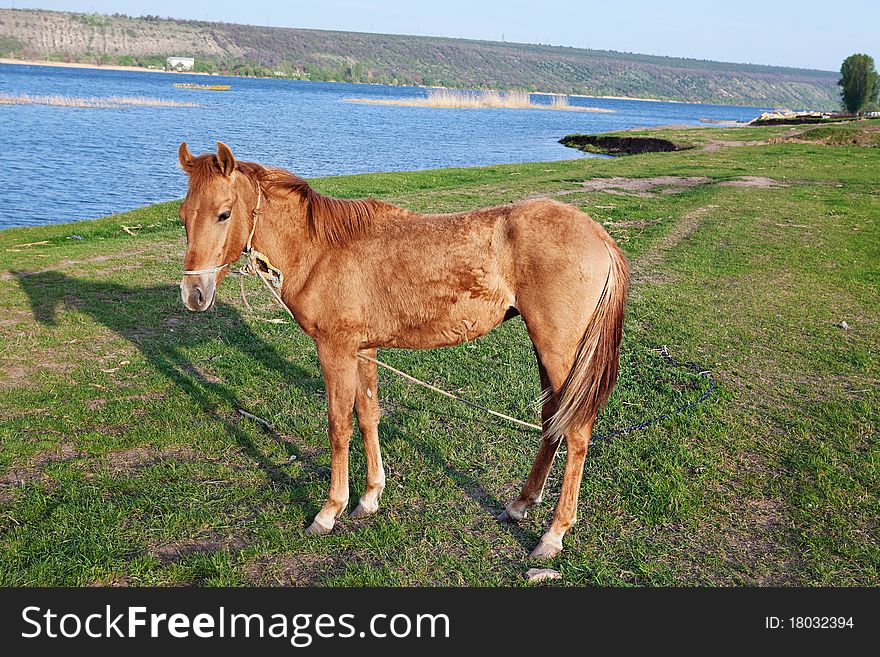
[173,83,231,91]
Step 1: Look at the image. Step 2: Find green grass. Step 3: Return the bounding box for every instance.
[0,122,877,586]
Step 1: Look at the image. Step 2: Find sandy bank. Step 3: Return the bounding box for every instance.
[0,57,211,75]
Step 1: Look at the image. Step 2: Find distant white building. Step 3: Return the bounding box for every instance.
[167,57,195,71]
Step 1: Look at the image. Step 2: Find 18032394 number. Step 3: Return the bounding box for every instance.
[765,617,855,629]
[790,617,854,629]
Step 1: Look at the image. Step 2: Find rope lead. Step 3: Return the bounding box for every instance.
[243,264,714,442]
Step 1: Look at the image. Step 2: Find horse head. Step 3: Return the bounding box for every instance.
[177,141,258,311]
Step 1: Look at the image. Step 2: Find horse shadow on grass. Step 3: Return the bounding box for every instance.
[14,270,542,556]
[14,270,322,498]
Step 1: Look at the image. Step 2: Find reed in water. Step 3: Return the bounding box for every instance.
[347,88,613,112]
[0,93,200,108]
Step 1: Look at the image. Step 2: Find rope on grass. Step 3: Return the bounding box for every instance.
[591,345,715,443]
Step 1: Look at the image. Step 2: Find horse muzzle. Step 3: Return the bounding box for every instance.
[180,275,217,312]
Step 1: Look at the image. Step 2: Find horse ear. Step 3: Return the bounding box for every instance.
[178,141,194,172]
[216,141,236,177]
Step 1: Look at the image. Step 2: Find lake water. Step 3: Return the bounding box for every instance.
[0,63,768,229]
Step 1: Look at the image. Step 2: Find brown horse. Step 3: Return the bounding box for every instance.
[177,141,628,558]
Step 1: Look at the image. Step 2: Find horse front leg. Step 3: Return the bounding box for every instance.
[350,348,385,519]
[305,341,359,535]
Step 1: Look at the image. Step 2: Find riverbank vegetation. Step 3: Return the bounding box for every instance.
[0,121,876,586]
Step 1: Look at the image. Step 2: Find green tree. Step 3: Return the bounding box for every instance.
[838,54,880,116]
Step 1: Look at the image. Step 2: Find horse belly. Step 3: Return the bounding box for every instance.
[384,288,511,349]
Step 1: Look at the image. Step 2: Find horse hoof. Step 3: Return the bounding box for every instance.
[305,520,333,536]
[529,540,562,560]
[349,503,377,519]
[497,508,523,524]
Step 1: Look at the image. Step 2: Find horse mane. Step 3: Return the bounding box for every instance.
[184,154,388,244]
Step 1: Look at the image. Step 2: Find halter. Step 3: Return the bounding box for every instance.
[181,181,285,290]
[182,182,265,276]
[183,182,261,276]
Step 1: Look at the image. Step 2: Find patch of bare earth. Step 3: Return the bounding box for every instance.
[0,365,28,390]
[606,219,662,228]
[0,361,73,390]
[0,445,222,501]
[702,126,821,151]
[180,362,223,384]
[87,575,130,587]
[555,176,710,198]
[702,139,765,152]
[85,391,166,410]
[0,331,132,394]
[151,531,251,565]
[101,444,256,480]
[243,554,336,586]
[0,443,81,501]
[769,125,880,147]
[718,176,788,188]
[552,174,796,202]
[104,445,204,474]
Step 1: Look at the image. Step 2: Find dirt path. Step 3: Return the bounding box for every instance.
[630,204,718,285]
[702,125,818,152]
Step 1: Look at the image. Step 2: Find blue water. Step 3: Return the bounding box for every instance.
[0,63,768,229]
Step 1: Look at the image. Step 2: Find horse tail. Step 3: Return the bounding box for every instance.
[546,240,628,441]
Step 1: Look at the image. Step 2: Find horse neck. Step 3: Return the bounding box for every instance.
[248,188,321,294]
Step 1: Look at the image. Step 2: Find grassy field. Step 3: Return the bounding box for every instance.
[0,122,877,586]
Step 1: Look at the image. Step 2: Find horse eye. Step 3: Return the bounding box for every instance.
[218,211,231,222]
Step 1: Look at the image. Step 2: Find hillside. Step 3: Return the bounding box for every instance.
[0,8,841,108]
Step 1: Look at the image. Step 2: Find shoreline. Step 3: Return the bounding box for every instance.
[0,57,212,75]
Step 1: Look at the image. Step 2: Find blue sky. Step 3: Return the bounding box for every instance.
[4,0,877,71]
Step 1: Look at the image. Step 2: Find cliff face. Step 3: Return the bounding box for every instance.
[0,8,841,109]
[0,10,243,59]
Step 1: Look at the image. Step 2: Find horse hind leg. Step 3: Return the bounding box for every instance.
[350,348,386,519]
[509,340,596,559]
[530,418,593,559]
[498,355,561,523]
